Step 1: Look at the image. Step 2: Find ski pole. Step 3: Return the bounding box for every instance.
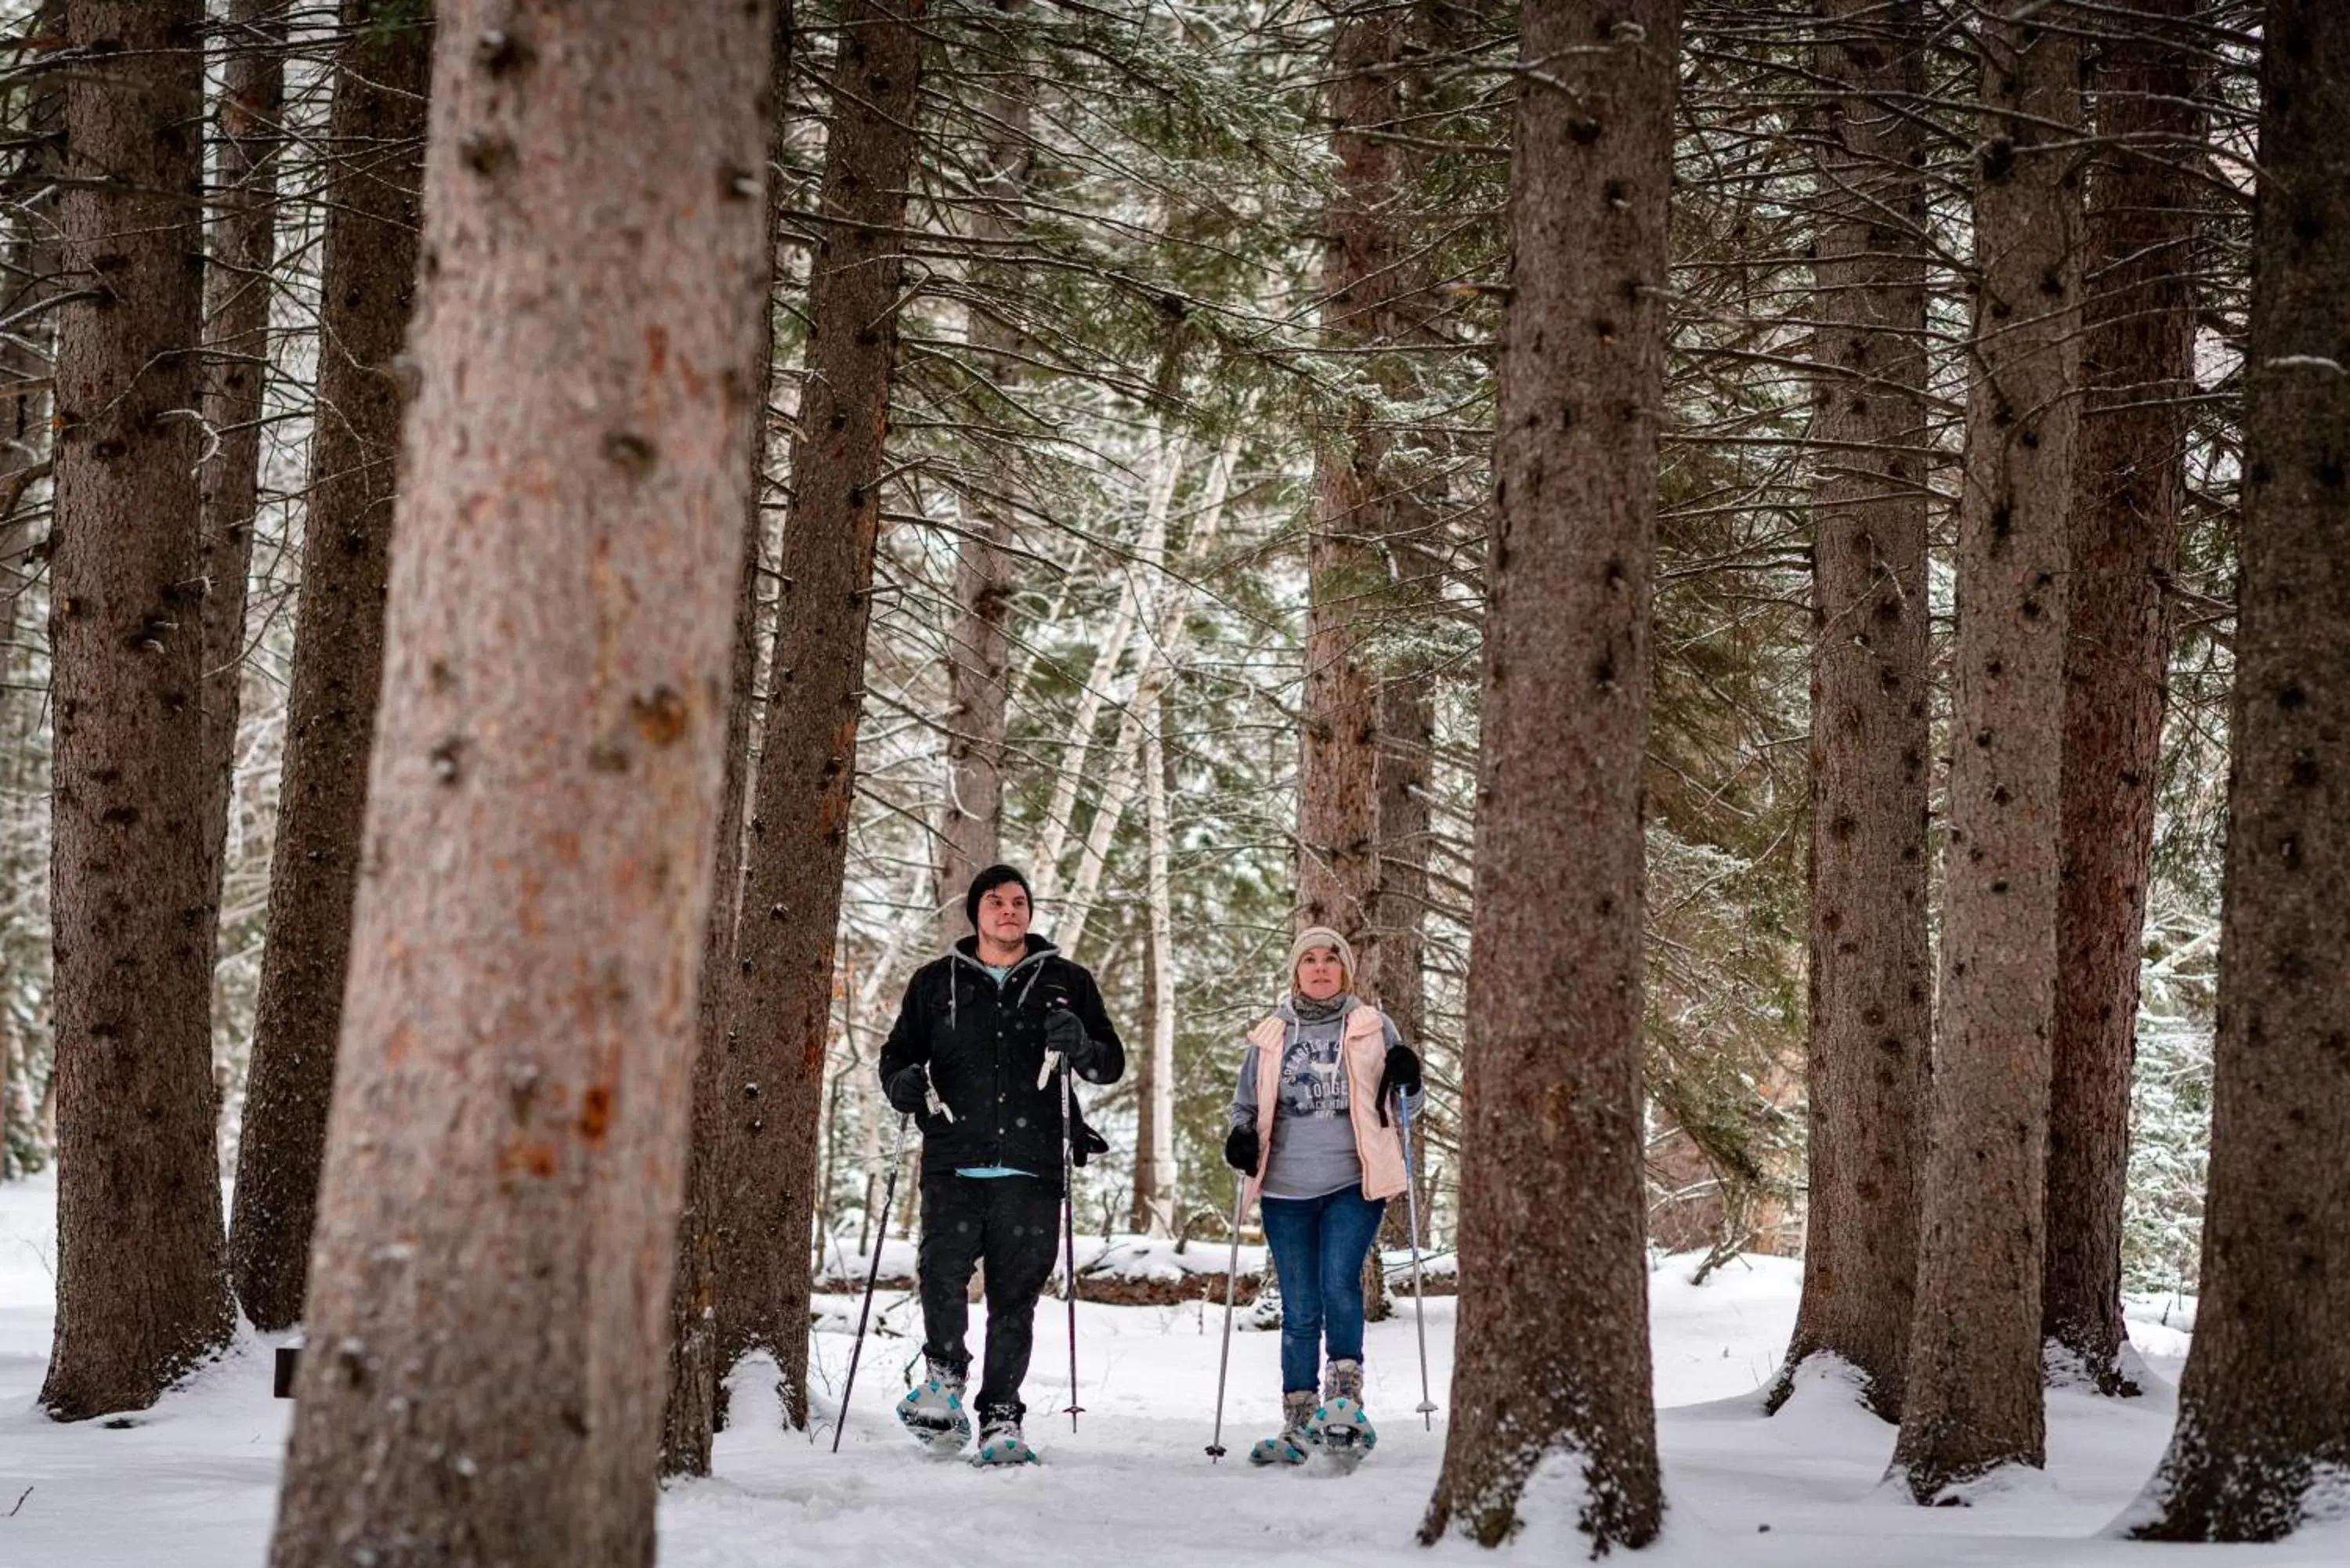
[832,1113,912,1454]
[1397,1089,1438,1429]
[1054,1049,1085,1430]
[1205,1169,1246,1461]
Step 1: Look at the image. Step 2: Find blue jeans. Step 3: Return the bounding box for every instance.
[1259,1186,1387,1393]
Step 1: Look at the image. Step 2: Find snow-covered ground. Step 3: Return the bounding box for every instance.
[0,1172,2338,1566]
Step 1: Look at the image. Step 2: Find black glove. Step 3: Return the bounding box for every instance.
[1376,1046,1423,1125]
[1043,1006,1097,1073]
[1223,1124,1259,1175]
[882,1064,930,1117]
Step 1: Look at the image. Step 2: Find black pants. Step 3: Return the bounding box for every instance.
[916,1169,1061,1422]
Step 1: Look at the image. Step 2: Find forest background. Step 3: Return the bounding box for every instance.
[0,0,2243,1349]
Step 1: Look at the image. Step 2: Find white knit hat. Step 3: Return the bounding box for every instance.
[1289,925,1356,993]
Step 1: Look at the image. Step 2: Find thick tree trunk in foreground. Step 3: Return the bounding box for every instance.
[38,0,234,1422]
[721,0,926,1429]
[2043,0,2199,1393]
[663,0,794,1479]
[1893,3,2082,1501]
[1419,2,1678,1549]
[230,0,432,1334]
[1773,0,1930,1424]
[194,1,288,956]
[2131,0,2350,1540]
[266,3,770,1561]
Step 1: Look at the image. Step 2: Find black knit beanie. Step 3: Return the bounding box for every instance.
[964,864,1032,927]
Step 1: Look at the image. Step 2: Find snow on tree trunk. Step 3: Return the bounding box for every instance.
[1419,2,1677,1549]
[2130,0,2350,1541]
[38,0,236,1422]
[194,0,287,974]
[935,0,1034,950]
[2043,0,2198,1396]
[230,0,432,1336]
[1772,0,1930,1425]
[1892,2,2081,1501]
[720,0,926,1430]
[264,2,770,1560]
[663,1,794,1479]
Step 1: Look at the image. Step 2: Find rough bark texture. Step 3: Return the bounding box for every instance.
[1419,2,1677,1549]
[720,0,926,1429]
[1773,0,1931,1424]
[1294,2,1403,946]
[663,0,793,1479]
[229,2,432,1334]
[195,0,288,969]
[2131,0,2350,1540]
[38,0,235,1422]
[1893,5,2082,1501]
[2042,0,2198,1393]
[935,0,1032,950]
[265,3,771,1561]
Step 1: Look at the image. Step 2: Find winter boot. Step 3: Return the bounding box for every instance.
[895,1356,972,1453]
[1248,1390,1318,1466]
[970,1405,1039,1467]
[1312,1357,1377,1464]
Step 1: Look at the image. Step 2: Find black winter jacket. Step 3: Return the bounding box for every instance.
[877,934,1124,1187]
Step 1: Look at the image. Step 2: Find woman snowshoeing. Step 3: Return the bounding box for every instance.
[1223,925,1423,1466]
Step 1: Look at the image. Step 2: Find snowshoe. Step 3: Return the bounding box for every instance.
[895,1360,972,1454]
[970,1412,1039,1467]
[1310,1395,1377,1468]
[1311,1357,1376,1469]
[1248,1390,1317,1467]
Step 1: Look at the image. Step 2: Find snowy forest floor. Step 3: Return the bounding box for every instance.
[1,1172,2337,1568]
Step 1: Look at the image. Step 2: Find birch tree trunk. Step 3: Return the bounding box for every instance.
[2043,0,2200,1394]
[1772,0,1931,1423]
[230,0,432,1335]
[266,3,771,1560]
[2131,0,2350,1539]
[1893,2,2083,1501]
[720,0,926,1429]
[38,0,235,1422]
[1419,1,1678,1548]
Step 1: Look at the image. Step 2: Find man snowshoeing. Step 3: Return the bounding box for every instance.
[876,864,1123,1465]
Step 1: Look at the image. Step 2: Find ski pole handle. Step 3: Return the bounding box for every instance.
[924,1064,954,1123]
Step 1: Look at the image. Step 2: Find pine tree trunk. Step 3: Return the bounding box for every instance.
[38,0,235,1422]
[1419,2,1677,1548]
[265,2,772,1560]
[1295,3,1405,944]
[935,0,1033,949]
[195,1,289,976]
[1772,0,1931,1424]
[721,0,926,1429]
[1892,3,2082,1501]
[2043,0,2198,1394]
[229,1,432,1334]
[2131,0,2350,1540]
[663,0,794,1479]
